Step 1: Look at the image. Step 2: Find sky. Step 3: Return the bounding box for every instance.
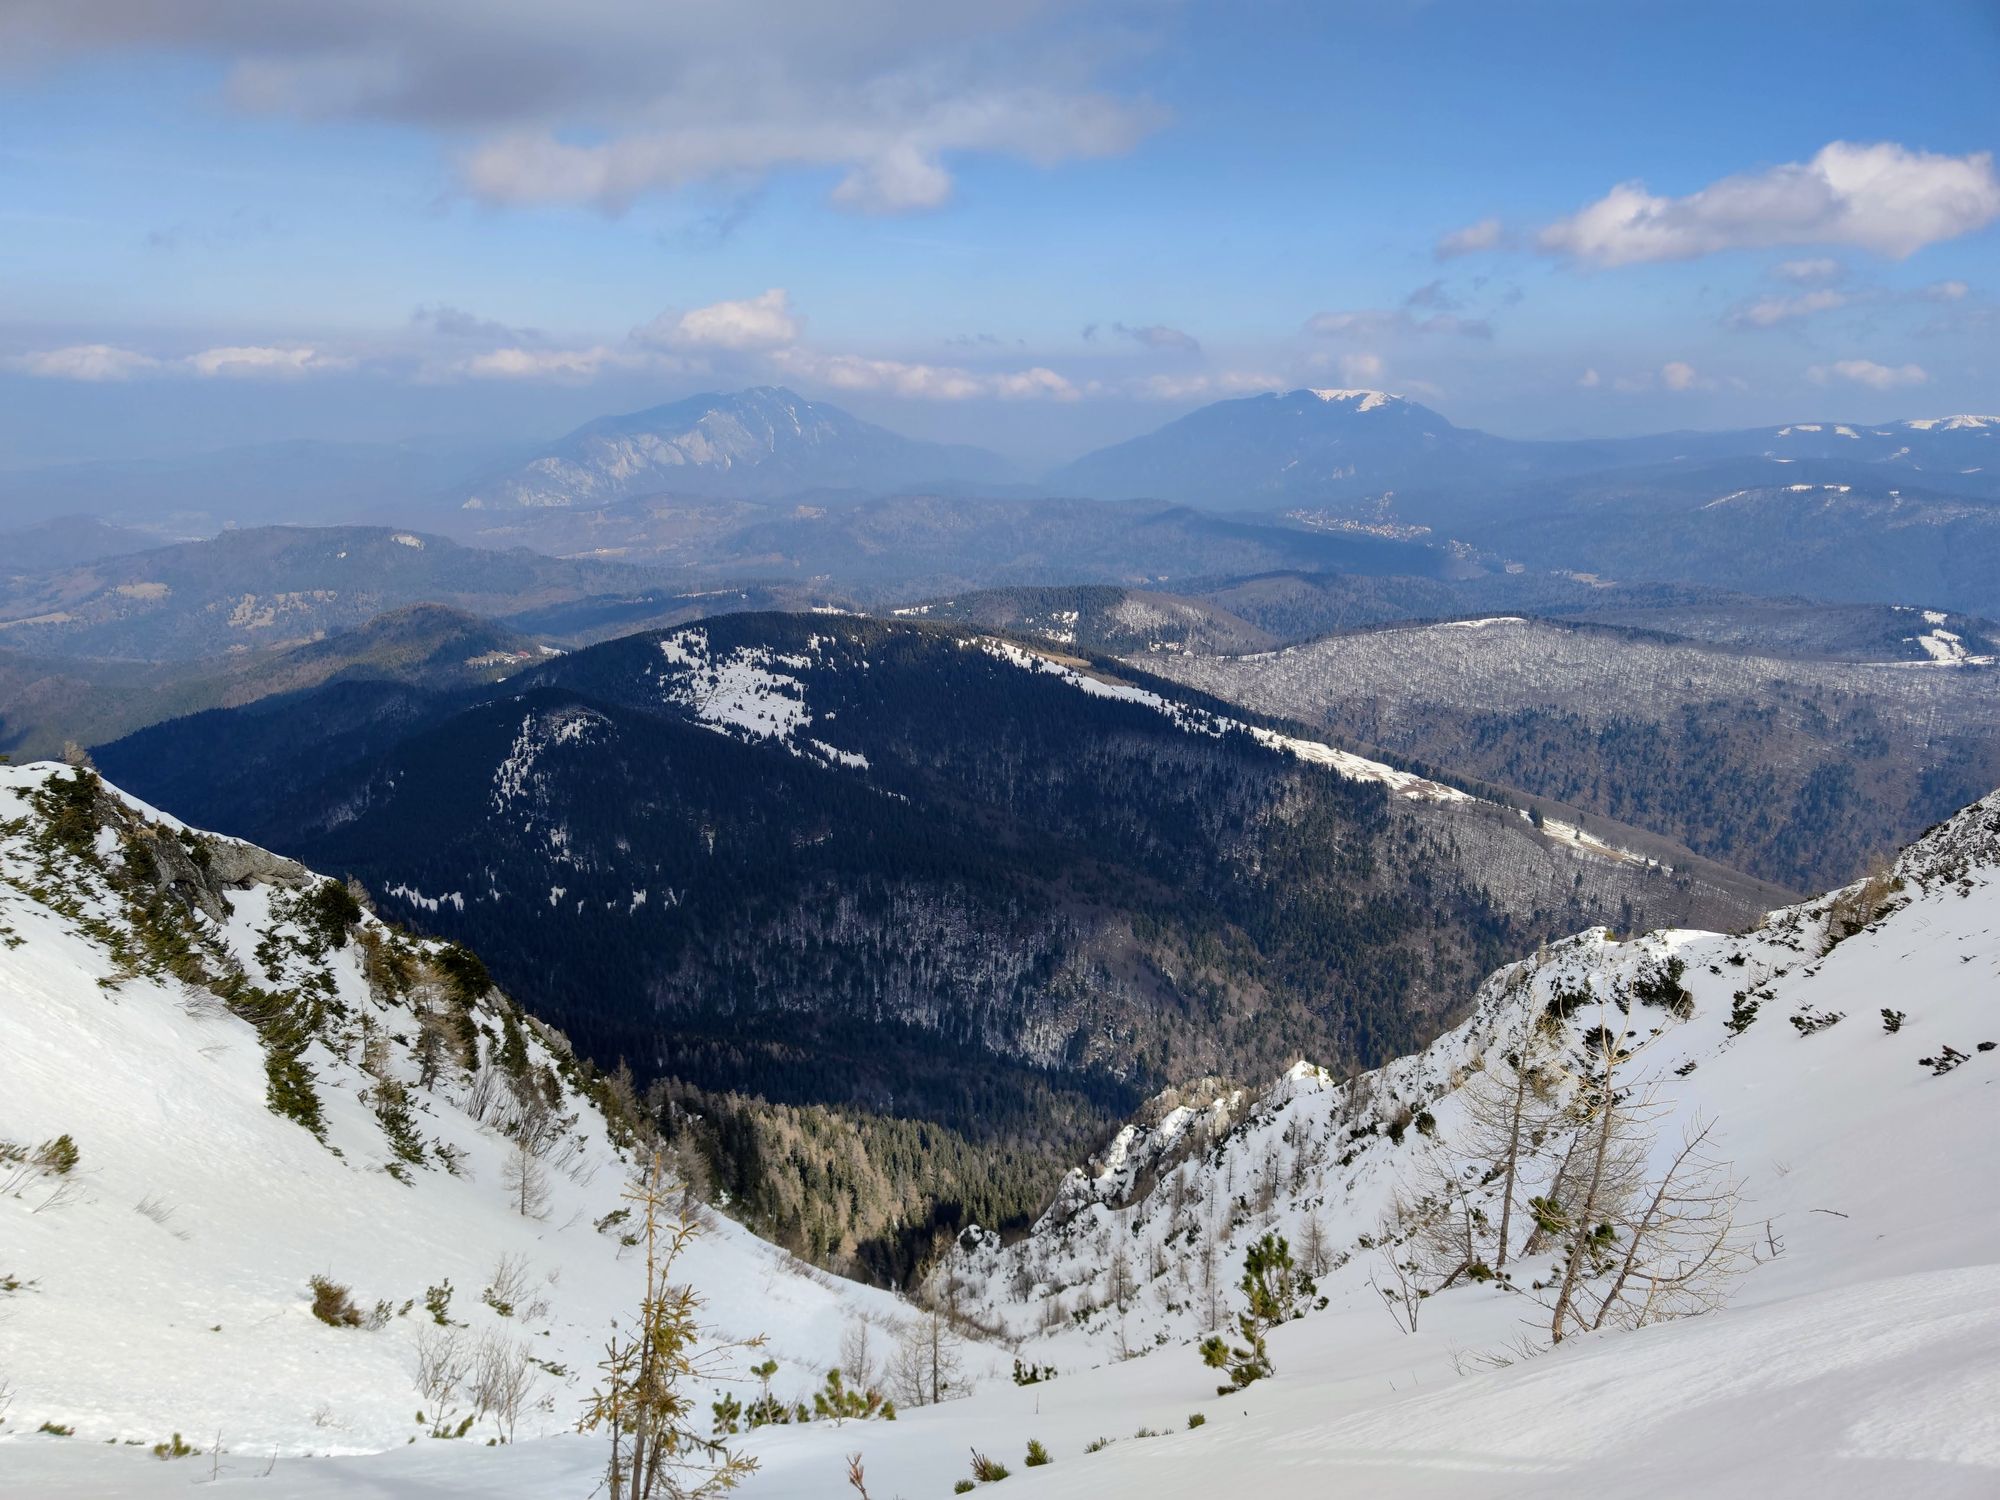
[0,0,1996,470]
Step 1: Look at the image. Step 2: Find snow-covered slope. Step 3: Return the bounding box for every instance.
[0,761,972,1459]
[6,770,1996,1498]
[945,789,2000,1357]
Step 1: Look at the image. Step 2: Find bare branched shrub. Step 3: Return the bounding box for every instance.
[1367,1246,1425,1336]
[1389,1150,1490,1294]
[889,1304,964,1408]
[1537,994,1745,1343]
[178,985,229,1022]
[413,1325,470,1437]
[1343,1066,1376,1129]
[839,1321,879,1392]
[1456,1015,1563,1275]
[470,1330,538,1443]
[358,1020,396,1085]
[134,1195,192,1242]
[29,1179,81,1215]
[1297,1214,1332,1278]
[502,1141,551,1219]
[464,1065,505,1127]
[1586,1119,1743,1332]
[482,1254,532,1318]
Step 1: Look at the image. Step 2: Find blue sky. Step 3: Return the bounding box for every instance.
[1,0,1995,468]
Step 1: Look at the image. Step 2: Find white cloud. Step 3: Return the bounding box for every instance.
[1728,288,1851,329]
[460,87,1159,214]
[4,4,1168,216]
[1775,257,1844,283]
[1577,368,1601,388]
[644,289,802,352]
[1921,279,1969,302]
[186,345,346,378]
[1660,360,1701,392]
[1807,358,1929,390]
[6,342,346,380]
[770,347,1077,401]
[456,345,645,381]
[1436,217,1504,258]
[5,344,161,381]
[623,287,1084,401]
[829,142,956,213]
[988,366,1080,400]
[1539,142,2000,266]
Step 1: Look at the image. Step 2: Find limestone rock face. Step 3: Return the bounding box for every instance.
[204,837,314,891]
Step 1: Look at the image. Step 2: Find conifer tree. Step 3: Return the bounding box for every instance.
[580,1155,762,1499]
[1199,1232,1313,1392]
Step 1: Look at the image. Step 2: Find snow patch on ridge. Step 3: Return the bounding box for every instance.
[973,637,1469,803]
[1907,627,1996,667]
[490,705,608,812]
[1903,414,1998,431]
[654,627,869,772]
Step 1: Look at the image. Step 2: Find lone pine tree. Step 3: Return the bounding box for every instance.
[1199,1232,1315,1393]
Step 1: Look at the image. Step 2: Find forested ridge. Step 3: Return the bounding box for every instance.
[97,612,1773,1279]
[1155,615,2000,890]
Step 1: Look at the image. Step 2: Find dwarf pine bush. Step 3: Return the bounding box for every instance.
[309,1275,365,1328]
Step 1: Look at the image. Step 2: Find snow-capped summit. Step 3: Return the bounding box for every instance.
[1901,414,1999,431]
[1047,384,1538,504]
[1305,387,1400,411]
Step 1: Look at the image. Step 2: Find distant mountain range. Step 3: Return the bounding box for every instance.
[1051,388,1575,504]
[0,603,552,763]
[1050,387,2000,508]
[7,386,1993,531]
[0,524,648,661]
[451,386,2000,615]
[8,389,2000,628]
[461,386,1015,510]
